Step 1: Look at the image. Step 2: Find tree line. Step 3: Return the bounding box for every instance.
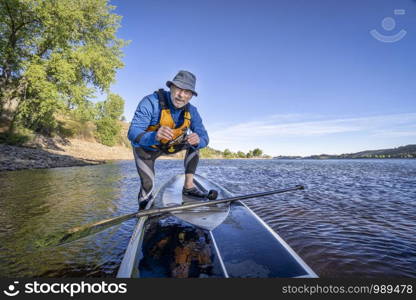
[200,147,270,159]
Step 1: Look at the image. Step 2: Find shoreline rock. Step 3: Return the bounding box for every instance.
[0,135,134,172]
[0,144,106,172]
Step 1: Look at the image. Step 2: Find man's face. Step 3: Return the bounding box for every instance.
[170,85,193,109]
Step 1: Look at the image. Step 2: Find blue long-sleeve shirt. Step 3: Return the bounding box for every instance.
[128,90,209,151]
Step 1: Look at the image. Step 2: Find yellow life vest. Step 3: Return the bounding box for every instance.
[146,89,191,153]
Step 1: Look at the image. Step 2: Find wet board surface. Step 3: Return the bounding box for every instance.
[212,201,314,277]
[119,174,316,278]
[193,175,316,277]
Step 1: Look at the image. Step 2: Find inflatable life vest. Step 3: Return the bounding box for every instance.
[146,89,191,154]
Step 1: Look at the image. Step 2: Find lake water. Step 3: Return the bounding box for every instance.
[0,159,415,277]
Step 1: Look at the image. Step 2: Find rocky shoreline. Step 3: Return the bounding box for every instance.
[0,135,134,172]
[0,144,104,171]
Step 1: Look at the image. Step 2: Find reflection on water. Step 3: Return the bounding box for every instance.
[0,159,415,277]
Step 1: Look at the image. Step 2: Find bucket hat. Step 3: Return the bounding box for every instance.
[166,70,198,96]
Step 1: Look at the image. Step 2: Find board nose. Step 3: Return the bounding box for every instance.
[160,174,230,230]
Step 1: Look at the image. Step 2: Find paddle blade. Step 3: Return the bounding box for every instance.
[37,213,137,248]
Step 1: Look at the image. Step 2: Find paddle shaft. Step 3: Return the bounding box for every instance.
[135,185,304,218]
[53,185,304,246]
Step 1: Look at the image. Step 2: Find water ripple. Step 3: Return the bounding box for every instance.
[0,159,415,277]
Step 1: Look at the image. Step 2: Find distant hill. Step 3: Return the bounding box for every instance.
[303,145,416,159]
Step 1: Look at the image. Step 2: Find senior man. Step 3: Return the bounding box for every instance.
[128,70,209,210]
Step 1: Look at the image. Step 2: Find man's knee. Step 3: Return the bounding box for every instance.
[134,146,154,160]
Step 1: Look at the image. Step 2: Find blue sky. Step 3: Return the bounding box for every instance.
[108,0,416,156]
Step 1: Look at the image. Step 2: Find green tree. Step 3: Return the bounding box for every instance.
[0,0,127,133]
[200,146,223,158]
[96,93,124,120]
[95,93,124,146]
[237,151,246,158]
[223,148,232,158]
[95,117,121,146]
[246,150,253,158]
[252,148,263,157]
[71,100,98,123]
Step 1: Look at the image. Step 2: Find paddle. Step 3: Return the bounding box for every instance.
[40,185,304,248]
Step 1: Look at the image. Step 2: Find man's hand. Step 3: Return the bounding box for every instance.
[186,132,200,146]
[156,126,173,141]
